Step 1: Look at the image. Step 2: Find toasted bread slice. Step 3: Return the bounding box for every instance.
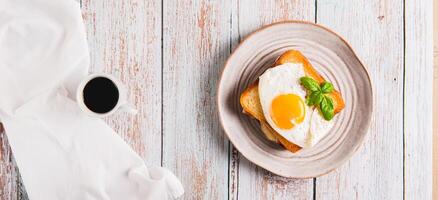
[239,81,265,121]
[260,121,278,142]
[240,50,345,153]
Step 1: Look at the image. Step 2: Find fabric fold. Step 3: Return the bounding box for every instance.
[0,0,183,199]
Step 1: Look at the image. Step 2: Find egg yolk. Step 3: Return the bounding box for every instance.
[270,94,306,130]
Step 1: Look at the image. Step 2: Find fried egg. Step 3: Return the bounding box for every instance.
[258,63,335,148]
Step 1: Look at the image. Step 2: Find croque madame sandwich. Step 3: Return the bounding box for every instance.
[240,50,345,153]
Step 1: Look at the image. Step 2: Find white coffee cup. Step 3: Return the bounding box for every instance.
[76,73,137,117]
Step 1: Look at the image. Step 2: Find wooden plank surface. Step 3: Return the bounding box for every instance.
[229,1,315,199]
[404,0,433,199]
[315,1,405,199]
[0,124,18,200]
[81,0,163,166]
[433,0,438,198]
[0,0,434,199]
[162,0,231,199]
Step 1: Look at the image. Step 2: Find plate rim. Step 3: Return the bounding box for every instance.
[217,20,374,178]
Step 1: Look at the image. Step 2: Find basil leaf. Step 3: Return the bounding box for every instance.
[305,92,314,106]
[314,93,324,105]
[305,95,312,105]
[300,77,320,92]
[308,91,323,106]
[321,82,334,93]
[320,96,334,120]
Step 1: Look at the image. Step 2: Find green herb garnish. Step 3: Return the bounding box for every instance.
[300,77,335,120]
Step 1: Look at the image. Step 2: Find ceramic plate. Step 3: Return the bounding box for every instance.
[217,21,373,178]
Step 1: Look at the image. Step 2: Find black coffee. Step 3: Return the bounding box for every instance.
[83,77,119,114]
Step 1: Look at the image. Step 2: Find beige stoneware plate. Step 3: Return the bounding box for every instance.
[217,21,373,178]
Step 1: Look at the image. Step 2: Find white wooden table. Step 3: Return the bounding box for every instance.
[0,0,433,199]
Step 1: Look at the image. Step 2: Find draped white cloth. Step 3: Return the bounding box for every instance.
[0,0,184,199]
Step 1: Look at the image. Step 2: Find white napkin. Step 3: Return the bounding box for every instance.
[0,0,184,199]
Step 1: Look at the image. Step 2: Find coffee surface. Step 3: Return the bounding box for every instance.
[83,77,119,114]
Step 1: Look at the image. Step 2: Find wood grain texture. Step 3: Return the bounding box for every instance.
[0,0,434,199]
[404,0,433,199]
[315,1,405,199]
[0,126,28,200]
[162,0,230,199]
[230,1,315,199]
[434,0,438,197]
[0,124,18,200]
[81,0,162,166]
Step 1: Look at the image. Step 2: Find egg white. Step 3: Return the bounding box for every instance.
[308,108,335,147]
[258,63,336,148]
[258,63,311,147]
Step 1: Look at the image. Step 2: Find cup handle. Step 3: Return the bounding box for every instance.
[119,103,138,115]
